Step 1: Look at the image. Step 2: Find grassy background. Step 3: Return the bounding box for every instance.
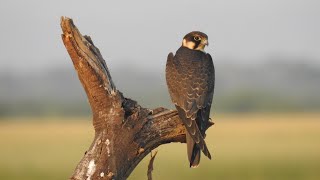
[0,114,319,180]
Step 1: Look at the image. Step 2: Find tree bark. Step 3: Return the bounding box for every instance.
[60,17,213,180]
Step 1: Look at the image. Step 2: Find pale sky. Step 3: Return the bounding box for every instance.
[0,0,319,72]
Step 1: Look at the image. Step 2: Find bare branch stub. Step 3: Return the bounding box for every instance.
[60,16,200,180]
[147,151,158,180]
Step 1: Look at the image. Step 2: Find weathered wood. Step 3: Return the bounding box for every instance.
[60,17,213,180]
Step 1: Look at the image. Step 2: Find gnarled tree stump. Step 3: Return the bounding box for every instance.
[60,17,213,180]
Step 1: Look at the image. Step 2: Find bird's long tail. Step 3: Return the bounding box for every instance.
[186,132,201,168]
[175,105,211,167]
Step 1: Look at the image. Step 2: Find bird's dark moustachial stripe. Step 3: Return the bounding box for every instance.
[166,32,215,167]
[193,40,201,50]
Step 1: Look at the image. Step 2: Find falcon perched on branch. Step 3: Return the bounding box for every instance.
[166,31,215,167]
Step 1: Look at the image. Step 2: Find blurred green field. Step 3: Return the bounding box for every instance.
[0,114,319,180]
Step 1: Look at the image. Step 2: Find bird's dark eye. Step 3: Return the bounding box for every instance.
[194,36,201,41]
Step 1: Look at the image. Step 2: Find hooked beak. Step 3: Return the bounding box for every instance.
[202,39,209,46]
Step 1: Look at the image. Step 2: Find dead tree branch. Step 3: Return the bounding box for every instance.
[60,17,213,180]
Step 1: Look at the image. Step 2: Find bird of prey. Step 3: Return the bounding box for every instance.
[166,31,215,167]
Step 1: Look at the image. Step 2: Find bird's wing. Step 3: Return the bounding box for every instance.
[166,52,214,158]
[166,52,180,104]
[197,53,214,133]
[173,53,214,123]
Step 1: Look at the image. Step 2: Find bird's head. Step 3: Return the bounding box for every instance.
[182,31,209,52]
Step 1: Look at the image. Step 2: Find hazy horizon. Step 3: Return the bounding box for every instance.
[1,0,319,116]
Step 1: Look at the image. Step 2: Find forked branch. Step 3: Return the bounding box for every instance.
[60,17,213,180]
